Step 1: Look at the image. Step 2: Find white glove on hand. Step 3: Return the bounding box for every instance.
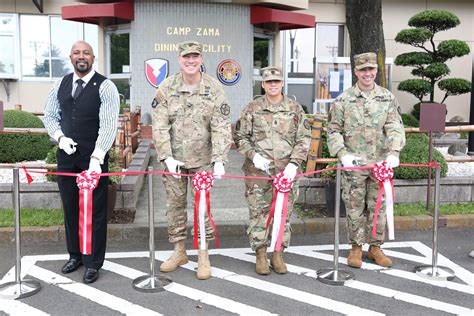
[164,157,185,179]
[58,136,77,155]
[252,153,270,173]
[87,158,102,175]
[283,163,298,181]
[340,154,361,168]
[386,155,400,168]
[213,161,225,179]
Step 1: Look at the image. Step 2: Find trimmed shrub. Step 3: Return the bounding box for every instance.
[402,113,419,127]
[0,110,51,163]
[395,138,448,179]
[45,145,58,182]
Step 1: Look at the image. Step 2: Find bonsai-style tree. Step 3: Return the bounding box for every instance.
[394,10,471,106]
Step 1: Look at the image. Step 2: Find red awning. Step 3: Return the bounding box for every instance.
[250,5,315,31]
[62,0,134,25]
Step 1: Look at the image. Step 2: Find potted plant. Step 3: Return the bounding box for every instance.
[320,160,346,217]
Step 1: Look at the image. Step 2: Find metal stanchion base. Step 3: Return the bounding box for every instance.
[0,279,41,299]
[132,274,172,293]
[414,265,455,281]
[317,269,355,286]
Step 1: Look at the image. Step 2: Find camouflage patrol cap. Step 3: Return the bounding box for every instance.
[178,41,202,56]
[354,52,378,69]
[261,66,283,81]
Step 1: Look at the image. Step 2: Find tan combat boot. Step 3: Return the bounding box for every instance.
[347,244,363,268]
[160,240,188,272]
[197,244,211,280]
[255,247,270,275]
[271,250,288,274]
[367,245,392,267]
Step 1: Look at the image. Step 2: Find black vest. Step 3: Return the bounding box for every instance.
[58,72,106,159]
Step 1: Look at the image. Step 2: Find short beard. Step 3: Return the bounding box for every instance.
[74,63,91,74]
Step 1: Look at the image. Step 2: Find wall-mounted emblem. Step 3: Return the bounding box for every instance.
[145,58,169,87]
[216,59,241,86]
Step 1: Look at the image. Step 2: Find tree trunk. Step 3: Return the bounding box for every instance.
[346,0,387,88]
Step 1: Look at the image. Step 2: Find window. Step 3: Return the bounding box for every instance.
[315,24,345,57]
[0,13,19,78]
[285,28,315,76]
[107,30,130,78]
[20,15,98,80]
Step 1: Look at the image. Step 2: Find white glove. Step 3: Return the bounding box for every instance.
[283,163,298,181]
[213,161,225,179]
[164,157,185,179]
[87,158,102,175]
[340,154,361,167]
[252,153,270,173]
[58,136,77,155]
[386,155,400,168]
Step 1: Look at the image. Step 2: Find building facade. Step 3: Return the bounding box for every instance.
[0,0,472,122]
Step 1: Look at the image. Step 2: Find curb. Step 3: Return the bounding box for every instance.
[1,214,473,245]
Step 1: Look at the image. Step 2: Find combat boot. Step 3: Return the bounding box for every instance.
[271,250,288,274]
[255,247,270,275]
[197,243,211,280]
[160,240,188,272]
[347,244,363,268]
[367,245,392,267]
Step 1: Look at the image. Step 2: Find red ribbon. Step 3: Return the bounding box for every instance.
[192,171,219,249]
[372,162,395,240]
[76,171,99,255]
[267,172,293,252]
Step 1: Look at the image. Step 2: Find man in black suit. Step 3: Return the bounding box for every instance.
[43,41,120,284]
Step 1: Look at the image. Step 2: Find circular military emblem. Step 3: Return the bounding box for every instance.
[216,59,241,86]
[220,103,230,116]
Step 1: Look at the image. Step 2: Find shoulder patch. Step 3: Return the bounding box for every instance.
[220,103,230,116]
[152,87,166,108]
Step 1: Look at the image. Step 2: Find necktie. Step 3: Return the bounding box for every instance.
[74,79,84,99]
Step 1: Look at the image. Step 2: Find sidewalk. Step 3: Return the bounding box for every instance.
[1,149,473,245]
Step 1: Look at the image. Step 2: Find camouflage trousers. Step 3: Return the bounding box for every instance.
[244,167,298,251]
[161,163,215,243]
[342,169,386,245]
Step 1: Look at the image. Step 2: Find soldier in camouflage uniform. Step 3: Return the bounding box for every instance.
[234,66,311,275]
[152,41,232,280]
[327,52,405,268]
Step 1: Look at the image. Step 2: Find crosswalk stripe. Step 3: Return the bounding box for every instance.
[216,248,473,315]
[153,252,385,315]
[102,260,276,315]
[27,265,162,316]
[0,298,49,315]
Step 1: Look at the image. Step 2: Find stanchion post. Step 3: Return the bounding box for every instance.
[415,165,455,281]
[133,166,172,292]
[0,168,41,299]
[317,164,354,285]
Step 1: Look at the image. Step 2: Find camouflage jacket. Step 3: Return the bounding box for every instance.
[327,83,406,164]
[234,95,311,172]
[152,72,232,168]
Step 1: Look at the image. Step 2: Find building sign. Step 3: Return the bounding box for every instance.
[216,59,241,86]
[145,58,169,87]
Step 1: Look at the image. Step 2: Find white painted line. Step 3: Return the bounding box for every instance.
[27,265,162,316]
[0,298,49,315]
[346,281,474,315]
[153,252,384,315]
[218,248,474,315]
[102,260,277,316]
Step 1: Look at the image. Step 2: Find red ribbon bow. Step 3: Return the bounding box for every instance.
[267,172,293,252]
[76,171,100,255]
[372,162,395,240]
[192,171,219,249]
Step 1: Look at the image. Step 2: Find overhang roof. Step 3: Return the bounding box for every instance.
[62,0,134,25]
[250,5,315,31]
